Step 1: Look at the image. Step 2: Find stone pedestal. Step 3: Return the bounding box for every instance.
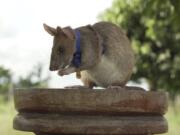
[13,87,168,135]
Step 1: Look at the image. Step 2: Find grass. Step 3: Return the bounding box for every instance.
[164,102,180,135]
[0,100,180,135]
[0,101,33,135]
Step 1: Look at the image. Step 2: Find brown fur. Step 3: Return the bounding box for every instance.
[43,22,135,88]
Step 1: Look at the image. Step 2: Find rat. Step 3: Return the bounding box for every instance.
[43,22,135,89]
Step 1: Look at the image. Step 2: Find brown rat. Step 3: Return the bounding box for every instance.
[43,22,135,89]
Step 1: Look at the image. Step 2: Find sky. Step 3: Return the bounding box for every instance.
[0,0,148,89]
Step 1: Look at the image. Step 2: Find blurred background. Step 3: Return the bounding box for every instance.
[0,0,180,135]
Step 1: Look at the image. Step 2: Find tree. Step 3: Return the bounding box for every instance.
[100,0,180,98]
[0,66,12,101]
[0,66,12,94]
[15,63,50,88]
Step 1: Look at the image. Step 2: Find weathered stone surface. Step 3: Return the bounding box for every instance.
[35,133,152,135]
[13,113,168,135]
[14,88,168,115]
[13,87,168,135]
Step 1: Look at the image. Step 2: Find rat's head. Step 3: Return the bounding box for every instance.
[43,24,76,71]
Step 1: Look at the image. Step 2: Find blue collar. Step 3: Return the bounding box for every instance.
[71,29,81,68]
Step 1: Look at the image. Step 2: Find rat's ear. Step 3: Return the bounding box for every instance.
[62,27,75,40]
[43,23,57,36]
[57,26,62,33]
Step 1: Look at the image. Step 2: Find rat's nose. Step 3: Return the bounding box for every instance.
[49,67,54,71]
[49,61,59,71]
[49,66,58,71]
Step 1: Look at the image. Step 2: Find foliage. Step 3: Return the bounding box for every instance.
[0,66,12,94]
[0,63,50,102]
[0,101,33,135]
[15,63,50,88]
[100,0,180,96]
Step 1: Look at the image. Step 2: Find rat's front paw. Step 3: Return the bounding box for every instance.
[58,69,69,76]
[58,67,76,76]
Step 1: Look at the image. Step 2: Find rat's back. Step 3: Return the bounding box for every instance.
[81,22,135,87]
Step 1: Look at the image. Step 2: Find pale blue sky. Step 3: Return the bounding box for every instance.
[0,0,148,89]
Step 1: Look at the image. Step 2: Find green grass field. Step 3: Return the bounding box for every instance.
[0,100,180,135]
[0,101,33,135]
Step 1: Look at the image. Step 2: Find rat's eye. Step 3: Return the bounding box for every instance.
[59,47,64,54]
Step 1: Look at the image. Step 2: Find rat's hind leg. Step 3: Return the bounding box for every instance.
[80,71,96,89]
[65,80,96,89]
[81,78,96,89]
[107,81,127,88]
[65,71,96,89]
[108,83,145,91]
[65,85,90,89]
[107,83,124,89]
